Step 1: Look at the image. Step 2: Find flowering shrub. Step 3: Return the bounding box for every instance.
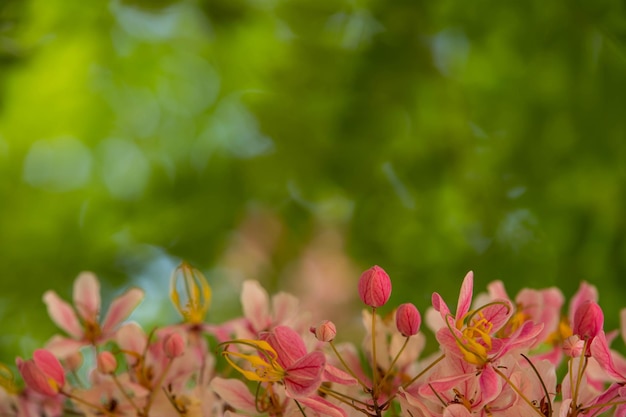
[2,262,626,417]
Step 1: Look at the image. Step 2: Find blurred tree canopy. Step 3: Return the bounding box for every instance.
[0,0,625,359]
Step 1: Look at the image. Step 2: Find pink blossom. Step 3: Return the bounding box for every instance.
[43,272,144,358]
[358,265,392,308]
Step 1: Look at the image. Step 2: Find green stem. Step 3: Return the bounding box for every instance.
[377,337,410,392]
[371,307,378,398]
[329,341,370,391]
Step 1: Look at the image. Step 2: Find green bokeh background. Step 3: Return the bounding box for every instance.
[1,0,625,360]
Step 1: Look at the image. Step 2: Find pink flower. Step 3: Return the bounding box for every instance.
[43,272,144,358]
[358,265,392,308]
[396,303,421,337]
[16,349,65,397]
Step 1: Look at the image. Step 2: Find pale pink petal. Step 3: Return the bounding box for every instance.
[322,364,357,386]
[284,351,325,398]
[487,280,509,300]
[101,288,144,335]
[590,331,626,381]
[42,291,83,339]
[116,323,147,361]
[241,280,271,333]
[272,292,300,325]
[479,365,501,405]
[44,335,86,359]
[210,377,257,413]
[456,271,474,318]
[298,396,347,417]
[443,404,472,417]
[73,272,101,323]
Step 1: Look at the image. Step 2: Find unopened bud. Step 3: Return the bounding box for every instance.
[358,265,392,308]
[164,333,185,359]
[573,300,604,341]
[97,351,117,374]
[395,303,421,337]
[310,320,337,342]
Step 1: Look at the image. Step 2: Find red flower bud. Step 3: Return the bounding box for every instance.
[310,320,337,342]
[358,265,392,308]
[97,351,117,374]
[395,303,421,337]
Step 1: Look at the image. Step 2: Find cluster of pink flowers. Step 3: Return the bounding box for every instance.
[2,262,626,417]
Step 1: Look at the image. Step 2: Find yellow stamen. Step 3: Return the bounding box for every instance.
[170,262,212,324]
[221,339,285,383]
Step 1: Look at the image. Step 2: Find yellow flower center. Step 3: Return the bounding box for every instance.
[221,339,286,383]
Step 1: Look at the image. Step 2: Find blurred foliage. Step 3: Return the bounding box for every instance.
[1,0,626,360]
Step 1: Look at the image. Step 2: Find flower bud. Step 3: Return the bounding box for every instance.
[395,303,421,337]
[358,265,392,308]
[97,351,117,374]
[573,300,604,341]
[164,333,186,359]
[310,320,337,342]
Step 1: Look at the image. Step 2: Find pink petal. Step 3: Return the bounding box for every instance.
[210,377,257,413]
[33,349,65,387]
[265,325,308,368]
[479,365,501,405]
[241,280,271,333]
[573,301,604,340]
[590,331,626,381]
[477,300,513,332]
[322,364,357,386]
[73,272,101,323]
[42,291,83,339]
[487,280,509,300]
[101,288,144,335]
[298,396,347,417]
[16,358,58,396]
[284,351,325,398]
[116,323,147,361]
[271,292,299,325]
[44,335,86,360]
[456,271,474,319]
[443,404,472,417]
[568,281,598,324]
